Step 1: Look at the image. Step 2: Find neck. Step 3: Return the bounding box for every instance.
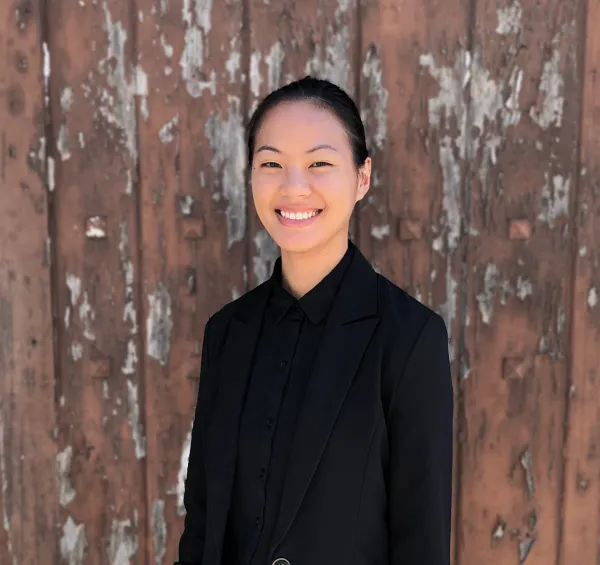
[280,235,349,298]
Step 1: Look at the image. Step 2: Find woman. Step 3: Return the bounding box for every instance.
[176,77,453,565]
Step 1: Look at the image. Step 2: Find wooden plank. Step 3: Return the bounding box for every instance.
[45,1,147,562]
[134,1,247,563]
[560,0,600,561]
[0,1,59,563]
[359,1,470,563]
[459,1,584,563]
[247,0,359,287]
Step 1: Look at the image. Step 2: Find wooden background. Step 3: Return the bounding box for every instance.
[1,0,599,563]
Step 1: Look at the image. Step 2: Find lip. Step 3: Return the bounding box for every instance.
[275,208,322,228]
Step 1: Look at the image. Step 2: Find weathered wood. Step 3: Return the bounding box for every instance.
[459,1,583,563]
[247,0,359,287]
[359,2,470,563]
[134,0,248,563]
[0,1,59,563]
[45,1,147,562]
[560,0,600,561]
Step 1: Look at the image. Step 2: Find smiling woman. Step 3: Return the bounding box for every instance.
[247,80,372,296]
[175,77,453,565]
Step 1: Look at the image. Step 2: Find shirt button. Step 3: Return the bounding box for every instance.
[255,516,261,526]
[279,361,287,370]
[259,468,266,480]
[266,418,274,428]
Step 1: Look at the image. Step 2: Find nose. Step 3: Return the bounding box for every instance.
[280,165,310,196]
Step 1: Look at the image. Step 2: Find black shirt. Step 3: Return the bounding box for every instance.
[221,244,354,565]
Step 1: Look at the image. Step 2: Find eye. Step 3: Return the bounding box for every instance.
[260,161,282,169]
[310,161,332,168]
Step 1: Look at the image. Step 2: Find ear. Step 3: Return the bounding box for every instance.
[355,157,372,203]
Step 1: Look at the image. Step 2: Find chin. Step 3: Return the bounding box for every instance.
[269,228,326,256]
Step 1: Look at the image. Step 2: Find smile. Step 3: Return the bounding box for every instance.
[276,209,322,221]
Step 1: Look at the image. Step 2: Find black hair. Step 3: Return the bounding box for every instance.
[246,76,369,170]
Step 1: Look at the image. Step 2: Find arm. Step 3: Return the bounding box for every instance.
[388,313,453,565]
[175,318,214,565]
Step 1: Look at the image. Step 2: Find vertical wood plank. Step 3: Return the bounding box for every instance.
[247,0,359,288]
[459,1,584,563]
[359,1,470,563]
[560,0,600,561]
[46,1,147,562]
[0,1,59,563]
[134,1,247,562]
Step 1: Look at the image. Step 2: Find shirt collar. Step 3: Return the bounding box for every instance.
[269,242,355,325]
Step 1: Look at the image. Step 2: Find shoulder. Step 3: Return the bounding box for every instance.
[375,273,451,416]
[204,280,270,347]
[375,272,447,341]
[375,272,449,377]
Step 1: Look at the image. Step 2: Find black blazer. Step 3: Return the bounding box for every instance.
[176,243,453,565]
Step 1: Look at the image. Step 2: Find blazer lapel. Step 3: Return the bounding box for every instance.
[270,246,380,551]
[204,279,272,556]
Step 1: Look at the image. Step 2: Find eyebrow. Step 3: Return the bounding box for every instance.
[255,144,338,154]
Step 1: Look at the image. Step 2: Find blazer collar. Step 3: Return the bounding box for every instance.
[204,241,379,558]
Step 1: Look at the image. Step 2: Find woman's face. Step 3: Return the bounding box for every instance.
[250,101,371,256]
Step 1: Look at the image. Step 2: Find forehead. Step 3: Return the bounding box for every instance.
[256,101,350,151]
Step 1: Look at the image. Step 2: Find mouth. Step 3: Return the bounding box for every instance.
[275,209,323,221]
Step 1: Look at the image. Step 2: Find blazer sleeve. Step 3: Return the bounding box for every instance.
[387,312,454,565]
[175,318,214,565]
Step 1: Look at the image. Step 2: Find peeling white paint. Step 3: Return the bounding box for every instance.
[180,195,194,216]
[180,0,216,98]
[371,224,390,240]
[253,230,279,285]
[439,136,462,252]
[43,42,51,115]
[250,51,262,100]
[56,446,76,507]
[80,292,96,341]
[419,50,469,156]
[205,97,246,247]
[589,287,598,310]
[225,37,241,84]
[529,43,564,129]
[177,423,193,516]
[496,1,522,35]
[361,47,388,151]
[66,274,82,306]
[127,380,146,459]
[538,173,570,227]
[265,41,285,91]
[476,263,498,324]
[151,499,167,565]
[147,283,173,365]
[70,341,83,361]
[61,87,74,113]
[119,221,138,380]
[159,115,179,144]
[97,4,148,162]
[122,340,138,376]
[60,516,88,565]
[78,132,86,149]
[516,277,533,300]
[160,34,173,58]
[304,0,351,91]
[85,218,107,239]
[47,156,56,191]
[58,124,71,161]
[108,518,138,564]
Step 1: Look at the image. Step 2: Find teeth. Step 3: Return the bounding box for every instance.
[279,210,319,220]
